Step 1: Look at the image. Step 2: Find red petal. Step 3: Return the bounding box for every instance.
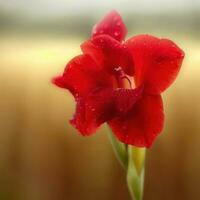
[80,39,105,68]
[81,35,134,75]
[113,86,143,115]
[52,75,66,88]
[52,54,112,98]
[125,35,184,94]
[70,88,115,135]
[108,94,164,147]
[92,10,127,42]
[71,86,143,135]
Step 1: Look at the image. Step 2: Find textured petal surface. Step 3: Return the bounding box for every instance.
[113,86,143,115]
[80,39,105,68]
[108,94,164,147]
[81,35,134,75]
[126,34,184,94]
[70,89,115,135]
[70,86,143,136]
[52,54,112,98]
[92,10,127,42]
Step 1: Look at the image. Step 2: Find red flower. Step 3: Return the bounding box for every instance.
[53,10,184,147]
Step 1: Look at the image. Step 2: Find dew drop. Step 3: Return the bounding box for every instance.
[114,32,119,36]
[116,22,121,26]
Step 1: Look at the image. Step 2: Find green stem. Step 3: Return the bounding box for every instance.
[127,146,146,200]
[106,126,146,200]
[107,127,128,169]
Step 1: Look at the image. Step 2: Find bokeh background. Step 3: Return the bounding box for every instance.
[0,0,200,199]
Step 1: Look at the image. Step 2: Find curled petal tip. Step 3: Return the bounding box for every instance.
[52,76,65,88]
[92,10,127,42]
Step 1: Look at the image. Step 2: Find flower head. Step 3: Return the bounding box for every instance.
[53,10,184,147]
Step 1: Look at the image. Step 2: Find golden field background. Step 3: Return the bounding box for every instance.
[1,0,200,199]
[0,32,200,200]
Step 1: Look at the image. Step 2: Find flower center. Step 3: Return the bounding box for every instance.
[113,67,135,89]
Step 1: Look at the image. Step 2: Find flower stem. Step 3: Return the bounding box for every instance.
[127,146,146,200]
[107,128,128,169]
[106,126,146,200]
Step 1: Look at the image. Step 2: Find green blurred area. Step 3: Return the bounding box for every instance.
[0,1,200,200]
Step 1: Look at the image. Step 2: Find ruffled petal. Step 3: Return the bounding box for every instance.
[81,35,134,75]
[70,88,115,135]
[70,86,143,136]
[52,54,112,98]
[125,34,184,94]
[113,86,143,115]
[80,39,105,68]
[92,10,127,42]
[108,94,164,147]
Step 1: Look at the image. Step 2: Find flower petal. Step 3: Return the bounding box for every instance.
[70,86,143,136]
[113,86,143,115]
[125,35,184,94]
[108,94,164,147]
[81,35,134,75]
[52,54,112,98]
[70,88,115,135]
[80,39,105,68]
[92,10,127,42]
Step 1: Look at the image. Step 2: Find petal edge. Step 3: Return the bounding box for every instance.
[108,94,164,147]
[126,34,184,94]
[92,10,127,42]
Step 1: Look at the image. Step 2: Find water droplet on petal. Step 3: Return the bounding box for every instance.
[116,22,121,26]
[114,32,119,36]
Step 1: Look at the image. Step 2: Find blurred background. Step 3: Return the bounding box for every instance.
[0,0,200,199]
